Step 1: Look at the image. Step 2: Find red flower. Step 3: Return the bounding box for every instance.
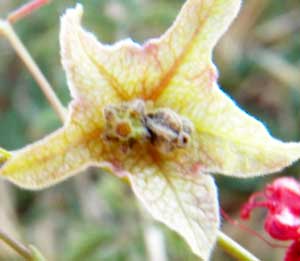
[241,177,300,240]
[240,177,300,260]
[264,207,300,240]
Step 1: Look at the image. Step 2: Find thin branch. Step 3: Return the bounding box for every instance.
[251,48,300,88]
[137,203,168,261]
[7,0,51,24]
[0,20,67,123]
[255,8,300,44]
[221,209,287,249]
[217,231,260,261]
[0,229,32,260]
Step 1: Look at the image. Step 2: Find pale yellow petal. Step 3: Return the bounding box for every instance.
[147,0,241,100]
[0,148,11,165]
[152,0,300,176]
[61,4,157,100]
[0,104,105,189]
[62,1,240,101]
[129,161,219,261]
[60,4,120,105]
[157,72,300,176]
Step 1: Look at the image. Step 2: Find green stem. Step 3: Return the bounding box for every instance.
[217,231,261,261]
[0,20,66,123]
[0,229,32,260]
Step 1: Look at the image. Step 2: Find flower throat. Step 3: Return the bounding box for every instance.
[103,99,193,153]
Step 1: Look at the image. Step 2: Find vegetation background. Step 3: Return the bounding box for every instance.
[0,0,300,260]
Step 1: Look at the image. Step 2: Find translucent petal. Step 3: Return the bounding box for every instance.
[147,0,241,100]
[129,161,219,260]
[158,81,300,176]
[152,0,300,176]
[60,4,151,100]
[0,104,105,189]
[61,1,240,101]
[0,148,11,165]
[60,4,120,105]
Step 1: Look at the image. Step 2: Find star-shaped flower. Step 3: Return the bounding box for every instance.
[1,0,300,259]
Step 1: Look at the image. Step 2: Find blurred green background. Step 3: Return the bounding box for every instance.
[0,0,300,260]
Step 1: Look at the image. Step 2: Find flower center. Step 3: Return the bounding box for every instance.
[103,99,193,153]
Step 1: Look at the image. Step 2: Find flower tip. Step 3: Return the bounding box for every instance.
[62,3,83,21]
[0,148,11,166]
[74,3,83,13]
[108,38,141,51]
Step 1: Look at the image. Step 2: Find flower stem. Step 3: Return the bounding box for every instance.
[217,231,260,261]
[0,229,32,260]
[0,20,66,123]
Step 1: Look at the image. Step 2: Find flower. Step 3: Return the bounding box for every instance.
[2,0,300,259]
[241,177,300,261]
